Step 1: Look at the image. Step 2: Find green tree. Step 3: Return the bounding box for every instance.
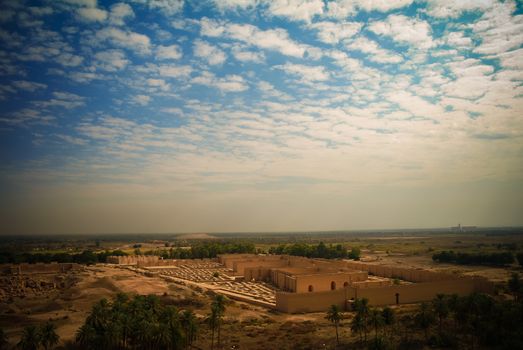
[350,313,365,343]
[0,328,9,350]
[211,294,226,348]
[415,302,435,343]
[432,294,449,335]
[180,310,198,350]
[325,304,342,347]
[39,322,59,350]
[508,272,521,302]
[354,298,370,342]
[17,325,40,350]
[207,306,219,350]
[369,308,384,343]
[381,306,395,338]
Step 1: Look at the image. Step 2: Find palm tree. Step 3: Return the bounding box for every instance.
[40,322,59,350]
[432,294,449,335]
[369,308,384,343]
[381,306,395,338]
[207,306,219,350]
[211,294,226,348]
[508,273,521,302]
[17,325,40,350]
[325,304,342,347]
[180,310,198,350]
[415,302,435,343]
[354,298,370,342]
[350,313,365,343]
[0,328,9,350]
[75,324,96,349]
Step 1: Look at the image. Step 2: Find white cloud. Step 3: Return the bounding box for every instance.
[147,78,170,91]
[94,49,129,71]
[33,91,85,109]
[156,44,182,60]
[95,27,151,54]
[192,71,249,92]
[309,21,362,44]
[445,31,472,49]
[274,63,330,82]
[326,0,414,18]
[131,0,183,15]
[265,0,324,23]
[497,48,523,70]
[346,36,403,63]
[109,3,134,26]
[59,0,97,8]
[471,1,523,55]
[76,7,108,22]
[133,94,150,106]
[159,64,193,78]
[212,0,257,11]
[13,80,47,92]
[193,40,226,65]
[201,19,316,59]
[425,0,495,18]
[369,14,434,49]
[231,46,265,63]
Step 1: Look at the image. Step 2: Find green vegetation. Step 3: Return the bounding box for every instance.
[16,322,59,350]
[325,304,342,347]
[338,291,523,349]
[432,250,515,266]
[75,293,198,350]
[268,242,360,259]
[145,242,256,259]
[0,249,128,265]
[0,328,8,350]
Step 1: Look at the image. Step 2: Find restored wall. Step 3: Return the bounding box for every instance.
[295,271,368,293]
[353,278,478,305]
[343,261,459,282]
[275,277,493,312]
[244,267,272,281]
[276,288,349,313]
[233,259,287,275]
[107,255,160,265]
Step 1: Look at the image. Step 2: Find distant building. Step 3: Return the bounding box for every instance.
[451,223,478,232]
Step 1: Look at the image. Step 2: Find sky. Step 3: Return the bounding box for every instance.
[0,0,522,235]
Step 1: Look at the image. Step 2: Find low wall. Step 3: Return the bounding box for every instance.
[354,278,479,306]
[275,277,493,312]
[344,261,459,282]
[276,288,349,313]
[0,263,82,275]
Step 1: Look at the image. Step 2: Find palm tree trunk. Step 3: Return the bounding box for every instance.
[335,323,339,347]
[211,326,215,350]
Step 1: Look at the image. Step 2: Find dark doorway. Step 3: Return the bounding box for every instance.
[395,293,400,305]
[331,281,336,290]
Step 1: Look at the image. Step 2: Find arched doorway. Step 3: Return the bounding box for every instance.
[308,285,314,292]
[343,282,349,287]
[331,281,336,290]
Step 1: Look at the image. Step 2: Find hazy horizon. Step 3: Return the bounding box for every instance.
[1,0,522,235]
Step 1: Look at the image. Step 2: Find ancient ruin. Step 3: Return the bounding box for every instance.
[108,254,494,313]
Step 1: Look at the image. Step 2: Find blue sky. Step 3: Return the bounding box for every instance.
[0,0,522,234]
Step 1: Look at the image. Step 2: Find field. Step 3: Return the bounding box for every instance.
[0,229,522,349]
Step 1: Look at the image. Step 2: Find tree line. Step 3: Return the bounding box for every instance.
[139,241,256,260]
[268,242,361,260]
[325,276,523,349]
[432,250,520,266]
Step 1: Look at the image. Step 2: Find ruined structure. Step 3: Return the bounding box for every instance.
[218,254,494,313]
